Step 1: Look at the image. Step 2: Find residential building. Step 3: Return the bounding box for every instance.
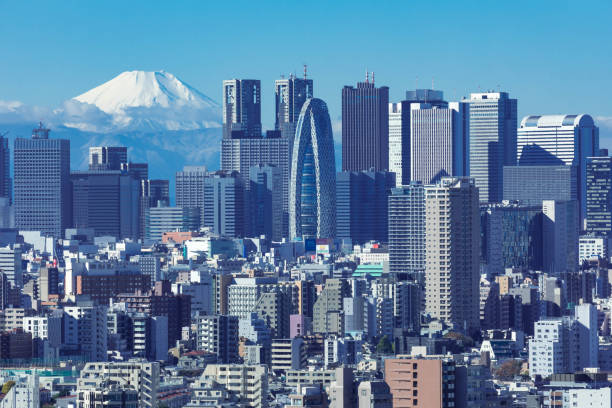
[313,279,350,336]
[63,304,108,361]
[425,177,480,333]
[271,338,306,373]
[388,182,425,281]
[202,364,268,408]
[195,314,239,363]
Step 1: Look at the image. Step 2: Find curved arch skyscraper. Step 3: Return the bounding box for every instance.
[289,98,336,239]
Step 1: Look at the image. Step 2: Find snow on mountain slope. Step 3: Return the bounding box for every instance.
[69,70,221,131]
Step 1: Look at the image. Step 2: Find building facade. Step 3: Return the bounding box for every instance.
[222,79,261,139]
[586,156,612,236]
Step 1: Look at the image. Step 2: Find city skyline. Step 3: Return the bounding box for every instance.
[1,1,611,146]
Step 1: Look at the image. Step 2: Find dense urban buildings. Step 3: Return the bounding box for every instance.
[2,70,611,408]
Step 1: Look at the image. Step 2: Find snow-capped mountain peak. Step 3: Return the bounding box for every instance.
[74,70,218,114]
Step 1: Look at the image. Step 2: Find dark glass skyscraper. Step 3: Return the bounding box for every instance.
[586,156,612,236]
[0,134,10,203]
[289,98,336,239]
[342,78,389,172]
[223,79,262,139]
[336,171,395,244]
[88,146,128,170]
[14,124,71,238]
[249,164,283,241]
[140,179,170,239]
[503,165,578,205]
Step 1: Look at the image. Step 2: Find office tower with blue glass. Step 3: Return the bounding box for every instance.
[275,73,313,141]
[336,170,395,244]
[249,164,283,241]
[204,171,246,238]
[586,156,612,236]
[503,165,578,204]
[517,114,599,224]
[481,202,543,275]
[14,124,71,238]
[342,75,389,171]
[410,101,468,184]
[543,200,579,274]
[289,98,336,240]
[388,181,425,281]
[71,170,140,239]
[88,146,128,170]
[223,79,262,139]
[176,166,208,223]
[466,92,517,203]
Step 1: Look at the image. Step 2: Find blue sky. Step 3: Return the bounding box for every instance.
[1,0,611,137]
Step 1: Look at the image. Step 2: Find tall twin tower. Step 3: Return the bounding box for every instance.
[220,73,335,240]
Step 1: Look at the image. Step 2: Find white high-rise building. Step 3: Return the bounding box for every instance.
[425,177,480,332]
[389,102,410,186]
[529,317,579,378]
[202,364,269,408]
[64,304,108,362]
[517,114,599,223]
[410,102,468,184]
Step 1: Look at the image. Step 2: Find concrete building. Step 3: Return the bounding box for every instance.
[275,74,313,141]
[579,235,609,262]
[342,77,389,172]
[313,279,350,336]
[271,338,306,373]
[329,366,356,408]
[63,304,108,362]
[425,178,480,333]
[139,179,170,241]
[202,364,268,408]
[465,92,517,203]
[0,244,22,288]
[385,357,457,408]
[336,170,395,244]
[14,123,71,238]
[195,314,238,363]
[517,114,599,222]
[78,361,160,408]
[358,380,393,408]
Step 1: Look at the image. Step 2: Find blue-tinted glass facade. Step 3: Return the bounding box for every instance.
[586,156,612,236]
[503,165,577,205]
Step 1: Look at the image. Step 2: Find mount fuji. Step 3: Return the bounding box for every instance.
[0,70,223,185]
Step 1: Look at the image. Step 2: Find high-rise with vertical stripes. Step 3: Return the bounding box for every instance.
[466,92,517,203]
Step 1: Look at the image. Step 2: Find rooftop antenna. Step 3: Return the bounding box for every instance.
[372,72,375,85]
[303,64,308,80]
[432,77,434,90]
[365,69,369,83]
[416,76,418,90]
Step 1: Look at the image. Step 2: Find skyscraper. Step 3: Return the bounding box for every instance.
[425,177,480,333]
[249,164,283,241]
[88,146,128,170]
[342,76,389,172]
[410,101,468,183]
[586,156,612,236]
[71,170,140,239]
[517,114,599,223]
[543,200,579,274]
[0,134,10,202]
[336,170,395,244]
[175,165,208,222]
[14,123,71,238]
[289,98,336,239]
[275,73,313,141]
[388,89,449,187]
[388,182,425,281]
[145,206,201,241]
[203,171,246,238]
[140,179,170,239]
[223,79,261,139]
[466,92,517,203]
[503,165,578,205]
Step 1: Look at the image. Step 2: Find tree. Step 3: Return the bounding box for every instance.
[376,335,393,354]
[494,359,523,380]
